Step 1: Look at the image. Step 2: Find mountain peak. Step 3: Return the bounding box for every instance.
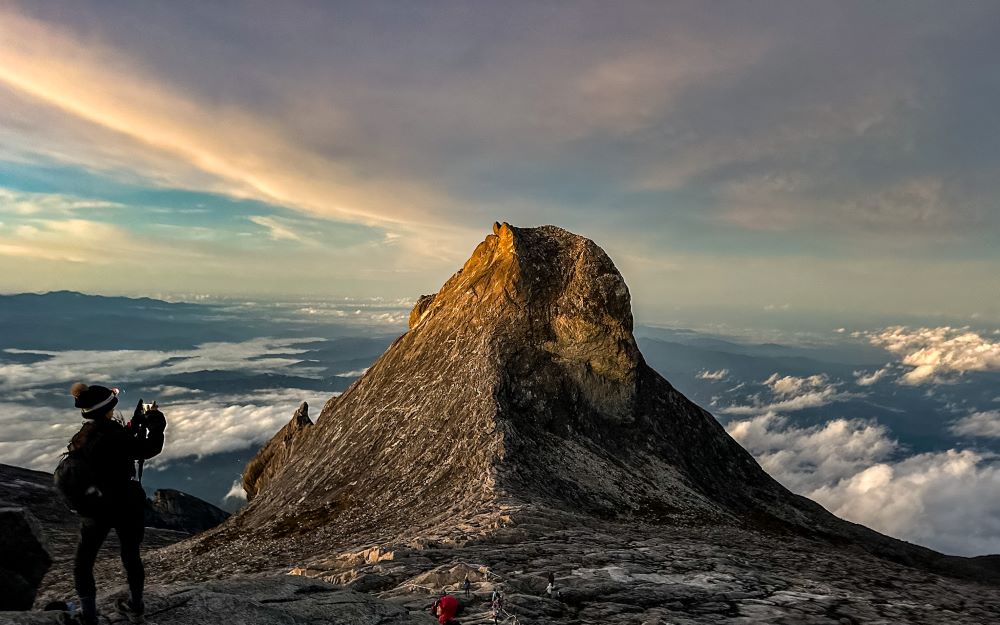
[218,224,1000,585]
[408,223,640,420]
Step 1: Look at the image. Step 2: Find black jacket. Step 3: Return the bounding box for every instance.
[70,416,164,502]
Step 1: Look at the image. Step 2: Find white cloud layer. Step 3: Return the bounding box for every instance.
[728,413,1000,556]
[149,387,328,463]
[0,337,323,393]
[726,412,896,493]
[811,450,1000,557]
[866,326,1000,384]
[0,338,339,472]
[0,386,332,472]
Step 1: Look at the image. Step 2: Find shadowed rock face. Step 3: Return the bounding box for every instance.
[226,224,998,584]
[0,507,51,610]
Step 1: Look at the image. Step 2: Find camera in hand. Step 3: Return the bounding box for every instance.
[131,398,159,432]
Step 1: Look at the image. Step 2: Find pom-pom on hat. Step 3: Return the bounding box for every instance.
[70,383,119,418]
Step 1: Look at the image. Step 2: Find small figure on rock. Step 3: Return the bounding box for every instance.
[546,573,561,600]
[463,574,471,598]
[55,385,166,625]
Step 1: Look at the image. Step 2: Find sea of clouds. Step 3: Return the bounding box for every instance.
[719,326,1000,556]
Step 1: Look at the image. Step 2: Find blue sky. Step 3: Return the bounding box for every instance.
[0,1,998,328]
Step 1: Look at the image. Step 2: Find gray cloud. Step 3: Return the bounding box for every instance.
[0,3,998,320]
[4,2,1000,241]
[950,410,1000,439]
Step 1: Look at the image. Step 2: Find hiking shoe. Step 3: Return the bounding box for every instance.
[115,596,145,624]
[66,612,98,625]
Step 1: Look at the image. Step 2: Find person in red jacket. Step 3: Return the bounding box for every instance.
[430,593,460,625]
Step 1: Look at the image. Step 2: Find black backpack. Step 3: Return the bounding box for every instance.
[54,424,107,516]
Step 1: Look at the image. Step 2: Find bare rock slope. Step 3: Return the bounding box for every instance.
[231,224,996,578]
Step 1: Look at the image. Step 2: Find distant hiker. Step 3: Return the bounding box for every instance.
[491,588,504,624]
[546,574,561,600]
[430,593,460,625]
[463,574,471,598]
[55,386,166,625]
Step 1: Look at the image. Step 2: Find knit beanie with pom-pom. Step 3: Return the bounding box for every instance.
[70,383,119,418]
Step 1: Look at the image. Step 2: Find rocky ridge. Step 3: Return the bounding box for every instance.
[242,401,313,501]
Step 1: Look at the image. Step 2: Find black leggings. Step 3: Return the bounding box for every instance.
[73,486,146,601]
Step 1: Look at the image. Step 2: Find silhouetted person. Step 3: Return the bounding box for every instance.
[463,575,471,598]
[65,385,165,625]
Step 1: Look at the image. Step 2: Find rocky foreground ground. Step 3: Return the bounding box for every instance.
[25,508,1000,625]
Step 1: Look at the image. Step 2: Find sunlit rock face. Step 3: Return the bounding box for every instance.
[229,224,953,569]
[242,402,312,502]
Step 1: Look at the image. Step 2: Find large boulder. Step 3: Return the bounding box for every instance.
[0,507,52,610]
[145,489,230,534]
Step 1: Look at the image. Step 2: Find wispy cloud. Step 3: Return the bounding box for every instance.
[720,373,859,415]
[0,188,123,216]
[249,215,307,243]
[0,8,471,240]
[854,366,891,387]
[697,368,729,381]
[0,3,997,319]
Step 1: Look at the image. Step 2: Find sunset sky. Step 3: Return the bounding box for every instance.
[1,1,998,328]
